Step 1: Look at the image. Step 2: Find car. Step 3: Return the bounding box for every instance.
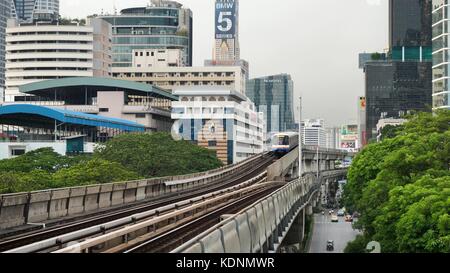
[345,215,353,222]
[337,210,345,217]
[331,215,339,222]
[326,240,334,251]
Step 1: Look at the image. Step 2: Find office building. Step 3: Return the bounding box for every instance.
[113,63,247,96]
[326,127,340,150]
[340,124,359,152]
[205,0,249,79]
[361,0,432,141]
[245,74,295,135]
[98,0,193,68]
[4,18,112,102]
[11,0,59,23]
[357,96,367,148]
[302,119,326,148]
[432,0,450,110]
[171,87,265,165]
[0,0,10,98]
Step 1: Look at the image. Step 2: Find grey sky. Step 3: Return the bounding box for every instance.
[61,0,388,127]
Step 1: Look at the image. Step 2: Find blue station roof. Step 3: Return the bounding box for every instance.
[0,104,145,132]
[19,77,178,101]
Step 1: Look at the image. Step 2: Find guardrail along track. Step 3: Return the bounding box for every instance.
[51,182,281,254]
[0,153,276,252]
[124,185,282,253]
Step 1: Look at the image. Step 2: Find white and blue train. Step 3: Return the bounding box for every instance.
[271,132,299,155]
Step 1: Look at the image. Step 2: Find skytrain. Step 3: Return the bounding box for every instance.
[271,132,299,155]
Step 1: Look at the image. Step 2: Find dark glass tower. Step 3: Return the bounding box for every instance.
[364,0,432,142]
[246,74,295,135]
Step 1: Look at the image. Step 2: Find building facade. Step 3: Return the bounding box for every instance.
[357,96,367,148]
[171,87,265,165]
[302,119,326,148]
[112,65,247,96]
[246,74,295,135]
[4,77,177,132]
[432,0,450,110]
[11,0,59,23]
[339,124,359,152]
[362,0,433,141]
[212,0,240,64]
[98,0,193,68]
[4,18,112,102]
[0,0,10,97]
[325,127,340,150]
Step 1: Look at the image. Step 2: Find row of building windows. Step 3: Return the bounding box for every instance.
[10,31,90,36]
[113,72,235,78]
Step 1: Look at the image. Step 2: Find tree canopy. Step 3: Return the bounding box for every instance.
[94,132,223,178]
[0,133,223,194]
[343,110,450,253]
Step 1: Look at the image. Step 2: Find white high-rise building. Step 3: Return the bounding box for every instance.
[171,87,265,165]
[432,1,450,110]
[302,119,327,148]
[4,18,112,102]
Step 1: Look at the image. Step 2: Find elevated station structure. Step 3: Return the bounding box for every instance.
[0,104,144,159]
[4,77,178,132]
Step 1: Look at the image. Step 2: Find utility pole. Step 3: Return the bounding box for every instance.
[298,97,303,179]
[317,145,320,179]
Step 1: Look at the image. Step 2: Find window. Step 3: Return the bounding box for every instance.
[11,148,26,156]
[140,52,143,56]
[208,140,217,147]
[99,108,109,112]
[136,113,146,118]
[146,52,150,56]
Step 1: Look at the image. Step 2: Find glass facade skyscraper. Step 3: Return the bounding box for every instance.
[363,0,433,142]
[11,0,59,23]
[432,0,450,110]
[98,1,193,68]
[0,0,10,99]
[365,61,432,140]
[246,74,295,135]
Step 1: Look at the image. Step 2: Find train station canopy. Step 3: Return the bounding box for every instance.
[18,77,178,102]
[0,104,145,132]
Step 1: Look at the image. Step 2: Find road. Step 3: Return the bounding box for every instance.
[308,213,361,253]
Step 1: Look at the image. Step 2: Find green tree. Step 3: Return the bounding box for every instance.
[52,159,140,188]
[344,234,370,253]
[0,148,90,173]
[343,110,450,253]
[94,133,223,178]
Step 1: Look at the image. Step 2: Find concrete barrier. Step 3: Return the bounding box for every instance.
[0,193,28,228]
[0,152,268,230]
[173,170,348,254]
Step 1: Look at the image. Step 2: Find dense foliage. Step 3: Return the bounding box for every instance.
[343,110,450,253]
[0,133,223,194]
[94,133,223,177]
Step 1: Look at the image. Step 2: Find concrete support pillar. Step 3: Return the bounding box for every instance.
[306,204,313,216]
[283,208,305,247]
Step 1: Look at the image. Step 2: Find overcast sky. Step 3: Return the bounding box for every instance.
[60,0,388,127]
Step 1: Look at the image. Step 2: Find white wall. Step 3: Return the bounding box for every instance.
[0,141,97,160]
